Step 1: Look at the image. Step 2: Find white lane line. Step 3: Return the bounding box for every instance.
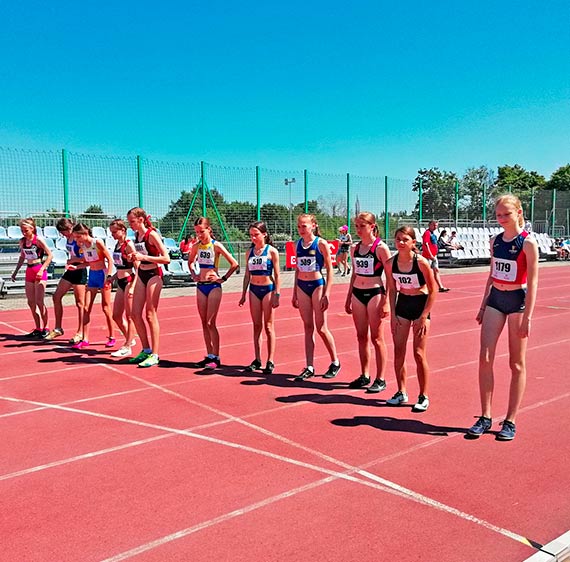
[0,394,541,558]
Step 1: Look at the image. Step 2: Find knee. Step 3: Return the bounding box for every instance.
[356,332,368,345]
[509,359,525,377]
[145,310,157,324]
[264,321,274,336]
[252,321,263,332]
[413,348,426,364]
[315,325,328,338]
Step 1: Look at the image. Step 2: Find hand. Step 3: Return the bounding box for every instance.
[475,308,485,325]
[518,316,531,338]
[345,300,352,315]
[291,295,299,309]
[66,264,77,271]
[271,293,280,309]
[415,315,429,336]
[239,295,246,307]
[36,269,44,280]
[320,294,329,311]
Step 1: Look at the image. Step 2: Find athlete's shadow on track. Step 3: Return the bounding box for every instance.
[276,392,385,406]
[240,372,348,391]
[331,416,468,436]
[0,333,45,347]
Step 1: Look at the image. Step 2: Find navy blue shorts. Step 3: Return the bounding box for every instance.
[297,278,325,297]
[486,286,526,315]
[197,281,222,297]
[249,283,274,300]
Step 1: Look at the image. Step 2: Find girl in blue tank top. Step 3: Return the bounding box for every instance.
[292,214,340,381]
[239,221,281,374]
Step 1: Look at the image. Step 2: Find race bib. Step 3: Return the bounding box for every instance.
[112,252,124,266]
[249,255,268,272]
[134,242,148,256]
[393,273,421,289]
[84,246,100,263]
[492,257,517,282]
[23,248,38,260]
[297,256,317,272]
[198,249,215,267]
[354,256,374,276]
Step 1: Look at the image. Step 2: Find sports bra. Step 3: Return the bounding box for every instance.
[196,240,219,270]
[83,240,105,263]
[113,240,132,270]
[21,235,45,263]
[354,238,384,278]
[134,229,160,266]
[491,231,528,285]
[248,245,273,276]
[296,238,324,273]
[392,254,426,290]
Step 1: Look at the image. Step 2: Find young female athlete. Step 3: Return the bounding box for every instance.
[238,221,281,374]
[189,217,239,369]
[345,212,391,392]
[108,219,137,358]
[384,226,437,412]
[70,224,114,350]
[292,213,341,381]
[467,195,539,441]
[44,218,86,344]
[11,218,53,338]
[126,207,170,368]
[336,225,352,276]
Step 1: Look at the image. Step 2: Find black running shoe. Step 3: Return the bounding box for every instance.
[366,379,387,393]
[193,356,211,368]
[348,374,370,389]
[322,362,341,379]
[295,367,314,381]
[245,359,262,372]
[25,329,42,339]
[263,361,275,374]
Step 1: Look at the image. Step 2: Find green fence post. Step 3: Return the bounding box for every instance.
[455,180,459,227]
[384,176,389,240]
[508,184,512,194]
[256,165,261,221]
[530,185,535,225]
[62,149,70,217]
[346,173,350,230]
[482,180,487,225]
[136,155,144,209]
[551,188,557,236]
[304,169,308,213]
[201,161,207,217]
[418,178,423,223]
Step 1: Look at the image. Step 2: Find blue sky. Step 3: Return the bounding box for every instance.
[1,0,569,180]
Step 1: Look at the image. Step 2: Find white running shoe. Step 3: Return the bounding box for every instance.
[386,391,408,405]
[111,346,132,358]
[413,394,429,412]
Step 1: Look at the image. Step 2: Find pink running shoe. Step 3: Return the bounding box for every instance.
[105,337,116,348]
[72,340,89,350]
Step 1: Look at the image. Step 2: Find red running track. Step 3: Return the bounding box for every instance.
[1,265,569,561]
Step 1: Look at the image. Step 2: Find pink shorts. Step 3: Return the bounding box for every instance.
[26,263,47,283]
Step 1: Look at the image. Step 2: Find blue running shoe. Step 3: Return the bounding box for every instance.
[496,420,516,441]
[467,416,492,437]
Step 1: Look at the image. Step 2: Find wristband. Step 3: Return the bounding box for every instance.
[274,292,280,297]
[221,275,228,282]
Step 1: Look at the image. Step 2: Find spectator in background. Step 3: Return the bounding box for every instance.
[336,225,352,276]
[179,234,196,257]
[447,230,464,250]
[437,229,452,251]
[421,220,450,293]
[524,220,533,233]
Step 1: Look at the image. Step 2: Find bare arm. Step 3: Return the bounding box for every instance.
[520,237,539,337]
[270,247,281,308]
[216,243,239,282]
[239,251,251,306]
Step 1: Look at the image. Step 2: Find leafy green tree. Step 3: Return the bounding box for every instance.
[461,165,495,220]
[547,164,570,191]
[494,164,546,215]
[413,168,459,220]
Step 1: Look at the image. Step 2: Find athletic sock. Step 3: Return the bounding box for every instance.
[143,348,152,354]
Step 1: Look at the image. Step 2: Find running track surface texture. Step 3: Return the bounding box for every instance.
[1,266,569,562]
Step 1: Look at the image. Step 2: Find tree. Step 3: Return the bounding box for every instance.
[547,164,570,191]
[461,165,494,220]
[413,168,459,220]
[494,165,546,216]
